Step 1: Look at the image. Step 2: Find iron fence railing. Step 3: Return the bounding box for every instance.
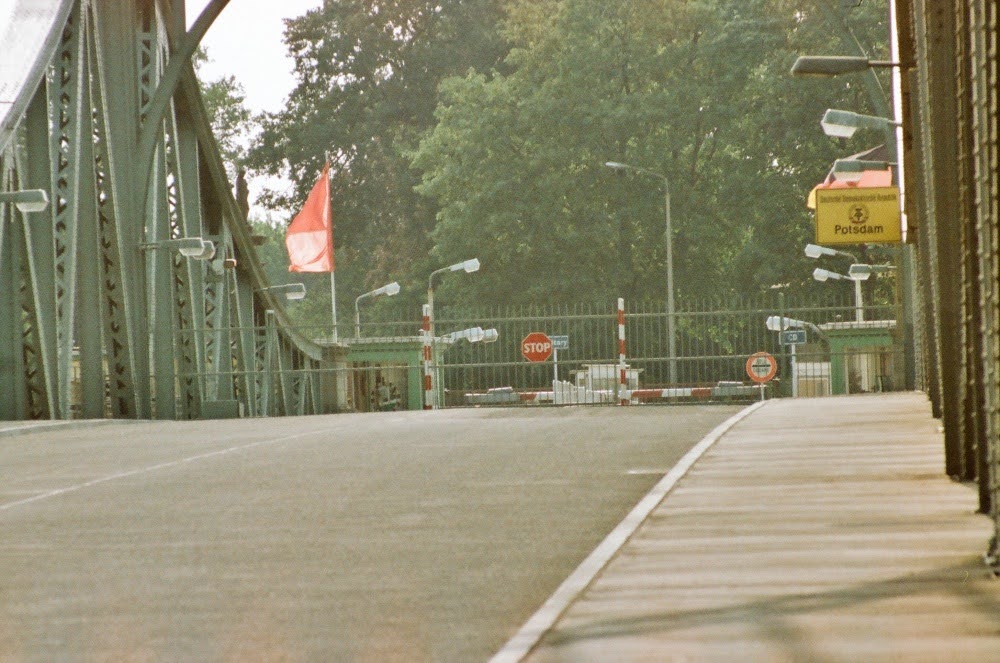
[124,291,903,416]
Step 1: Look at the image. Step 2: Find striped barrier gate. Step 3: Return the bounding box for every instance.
[422,304,433,410]
[618,297,628,406]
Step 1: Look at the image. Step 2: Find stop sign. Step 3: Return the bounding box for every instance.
[521,332,553,362]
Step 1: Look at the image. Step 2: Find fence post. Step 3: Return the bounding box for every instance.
[422,304,434,410]
[618,297,629,406]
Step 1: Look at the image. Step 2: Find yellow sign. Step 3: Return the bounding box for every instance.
[814,186,901,245]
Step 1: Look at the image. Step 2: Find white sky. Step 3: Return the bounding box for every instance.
[185,0,322,215]
[186,0,321,114]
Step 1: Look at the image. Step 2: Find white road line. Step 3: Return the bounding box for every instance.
[489,400,768,663]
[0,429,329,513]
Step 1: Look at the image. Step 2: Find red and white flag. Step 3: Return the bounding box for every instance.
[285,162,333,272]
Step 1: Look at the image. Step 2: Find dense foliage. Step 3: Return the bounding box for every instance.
[204,0,895,326]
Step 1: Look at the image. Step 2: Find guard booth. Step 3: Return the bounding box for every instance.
[343,337,441,412]
[819,320,901,395]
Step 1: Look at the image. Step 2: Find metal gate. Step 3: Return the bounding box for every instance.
[428,293,902,408]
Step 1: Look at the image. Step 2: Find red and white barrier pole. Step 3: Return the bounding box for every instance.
[618,297,629,406]
[422,304,434,410]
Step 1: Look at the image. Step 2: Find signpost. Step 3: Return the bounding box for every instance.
[550,335,568,382]
[746,351,778,401]
[778,330,805,398]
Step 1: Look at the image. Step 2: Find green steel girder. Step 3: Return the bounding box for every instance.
[0,0,328,421]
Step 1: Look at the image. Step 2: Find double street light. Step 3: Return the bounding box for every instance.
[604,161,677,384]
[444,326,499,344]
[806,244,894,323]
[812,267,867,323]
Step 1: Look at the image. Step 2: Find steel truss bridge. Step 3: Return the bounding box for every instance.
[0,0,328,421]
[1,1,1000,556]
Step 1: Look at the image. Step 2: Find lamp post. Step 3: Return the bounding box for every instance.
[426,258,480,337]
[258,283,307,301]
[812,268,868,323]
[0,189,49,213]
[807,243,894,323]
[792,54,916,390]
[424,258,480,410]
[354,281,400,338]
[139,235,217,418]
[604,161,677,383]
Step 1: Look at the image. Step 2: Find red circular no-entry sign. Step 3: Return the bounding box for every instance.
[746,351,778,383]
[521,332,553,362]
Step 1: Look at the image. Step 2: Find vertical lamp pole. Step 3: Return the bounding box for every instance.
[605,162,676,383]
[424,258,480,409]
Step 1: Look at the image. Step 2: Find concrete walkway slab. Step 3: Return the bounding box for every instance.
[520,393,1000,663]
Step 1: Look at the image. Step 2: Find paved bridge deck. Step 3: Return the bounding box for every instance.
[507,393,1000,662]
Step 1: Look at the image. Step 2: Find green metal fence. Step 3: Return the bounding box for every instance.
[164,291,896,414]
[427,294,901,408]
[136,291,903,417]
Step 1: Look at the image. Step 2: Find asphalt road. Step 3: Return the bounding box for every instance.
[0,405,740,661]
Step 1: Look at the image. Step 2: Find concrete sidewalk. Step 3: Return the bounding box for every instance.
[507,393,1000,662]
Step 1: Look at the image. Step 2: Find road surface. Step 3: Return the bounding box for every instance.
[0,405,740,661]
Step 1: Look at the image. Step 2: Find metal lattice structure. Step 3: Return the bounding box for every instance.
[896,0,999,561]
[0,0,331,420]
[1,0,1000,562]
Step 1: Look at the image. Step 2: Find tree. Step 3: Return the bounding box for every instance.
[193,47,257,182]
[247,0,512,322]
[410,0,892,307]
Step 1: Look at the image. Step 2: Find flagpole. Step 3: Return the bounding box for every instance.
[330,271,338,343]
[326,156,338,343]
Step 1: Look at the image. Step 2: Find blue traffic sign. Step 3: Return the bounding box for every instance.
[780,330,807,346]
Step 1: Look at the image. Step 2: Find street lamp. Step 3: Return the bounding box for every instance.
[424,258,480,410]
[426,258,480,337]
[791,56,899,77]
[765,315,817,399]
[0,189,49,213]
[821,109,900,140]
[812,267,866,323]
[604,161,677,383]
[444,326,499,344]
[806,244,894,323]
[831,158,892,182]
[259,283,307,301]
[805,243,857,261]
[848,263,894,279]
[140,237,216,260]
[354,281,400,338]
